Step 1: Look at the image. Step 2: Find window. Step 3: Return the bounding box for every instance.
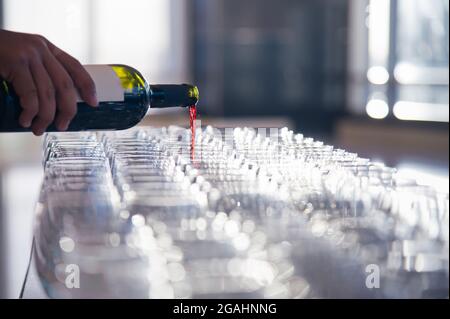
[348,0,449,122]
[3,0,189,84]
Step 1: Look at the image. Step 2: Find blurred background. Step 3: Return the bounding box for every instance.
[0,0,448,298]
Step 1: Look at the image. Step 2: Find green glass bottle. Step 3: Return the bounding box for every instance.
[0,64,199,132]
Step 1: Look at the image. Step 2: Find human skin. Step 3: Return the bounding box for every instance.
[0,29,98,135]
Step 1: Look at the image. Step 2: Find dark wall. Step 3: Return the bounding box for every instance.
[192,0,349,135]
[0,0,3,27]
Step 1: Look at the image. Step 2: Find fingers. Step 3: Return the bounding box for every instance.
[5,34,92,134]
[49,43,98,107]
[42,52,78,131]
[10,66,39,129]
[29,59,56,135]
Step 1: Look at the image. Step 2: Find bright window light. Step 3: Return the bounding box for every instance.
[367,66,390,85]
[394,63,450,85]
[93,0,172,82]
[4,0,92,62]
[368,0,391,67]
[3,0,188,83]
[393,101,449,122]
[366,99,389,119]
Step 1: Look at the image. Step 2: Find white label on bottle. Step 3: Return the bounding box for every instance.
[76,65,125,102]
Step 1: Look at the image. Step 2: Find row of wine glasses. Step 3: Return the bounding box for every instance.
[34,126,449,298]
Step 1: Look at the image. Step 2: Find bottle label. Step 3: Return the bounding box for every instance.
[77,65,125,103]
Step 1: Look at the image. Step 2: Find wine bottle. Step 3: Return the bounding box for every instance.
[0,64,199,132]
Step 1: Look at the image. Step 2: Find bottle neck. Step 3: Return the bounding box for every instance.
[148,84,199,109]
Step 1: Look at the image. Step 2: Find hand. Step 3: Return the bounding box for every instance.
[0,30,98,135]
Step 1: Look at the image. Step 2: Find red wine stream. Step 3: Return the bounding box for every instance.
[189,105,197,161]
